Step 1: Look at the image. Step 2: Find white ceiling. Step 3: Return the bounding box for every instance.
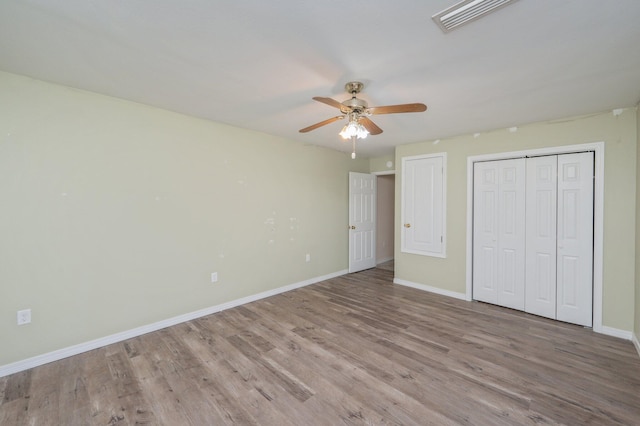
[1,0,639,157]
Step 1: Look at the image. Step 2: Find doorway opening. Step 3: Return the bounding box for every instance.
[376,173,395,267]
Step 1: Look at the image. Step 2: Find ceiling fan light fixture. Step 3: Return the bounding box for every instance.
[299,81,427,154]
[432,0,519,33]
[339,120,368,140]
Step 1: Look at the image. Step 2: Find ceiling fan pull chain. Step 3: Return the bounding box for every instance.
[351,136,357,159]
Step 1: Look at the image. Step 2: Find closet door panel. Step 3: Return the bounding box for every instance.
[496,160,526,310]
[473,162,499,304]
[556,152,594,327]
[525,156,558,319]
[473,159,525,309]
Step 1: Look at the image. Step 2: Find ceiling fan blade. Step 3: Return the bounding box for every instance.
[369,103,427,114]
[313,96,345,110]
[299,115,344,133]
[359,117,383,135]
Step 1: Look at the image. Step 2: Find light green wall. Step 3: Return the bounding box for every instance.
[369,155,396,173]
[636,104,640,344]
[396,109,638,332]
[0,71,368,366]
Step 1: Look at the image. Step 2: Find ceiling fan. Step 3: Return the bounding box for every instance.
[299,81,427,136]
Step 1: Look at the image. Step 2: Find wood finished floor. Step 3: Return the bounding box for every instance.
[2,264,640,425]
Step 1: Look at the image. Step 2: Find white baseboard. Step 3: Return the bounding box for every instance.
[0,269,348,378]
[393,278,466,301]
[376,257,394,265]
[599,325,633,340]
[633,332,640,358]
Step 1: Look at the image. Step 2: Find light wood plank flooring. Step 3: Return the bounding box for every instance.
[2,264,640,425]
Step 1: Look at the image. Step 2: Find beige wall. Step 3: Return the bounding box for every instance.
[396,109,638,332]
[0,71,369,367]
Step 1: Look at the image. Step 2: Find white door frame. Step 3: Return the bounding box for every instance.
[465,142,605,333]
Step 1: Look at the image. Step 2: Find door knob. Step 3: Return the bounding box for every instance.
[404,223,411,228]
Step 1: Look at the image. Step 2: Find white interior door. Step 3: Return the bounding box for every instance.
[556,152,594,326]
[349,172,376,273]
[401,154,445,257]
[525,155,558,319]
[473,159,526,309]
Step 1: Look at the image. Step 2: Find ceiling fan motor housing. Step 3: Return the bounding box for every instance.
[341,81,368,114]
[341,97,368,114]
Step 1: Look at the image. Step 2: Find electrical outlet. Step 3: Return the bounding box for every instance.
[211,272,218,283]
[305,254,311,262]
[17,309,31,325]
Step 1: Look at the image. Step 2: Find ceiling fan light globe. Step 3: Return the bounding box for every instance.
[339,125,350,139]
[340,121,362,139]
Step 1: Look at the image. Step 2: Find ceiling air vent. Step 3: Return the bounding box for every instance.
[432,0,519,33]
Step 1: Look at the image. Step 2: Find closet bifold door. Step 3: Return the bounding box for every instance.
[525,156,558,319]
[473,158,526,310]
[556,152,594,327]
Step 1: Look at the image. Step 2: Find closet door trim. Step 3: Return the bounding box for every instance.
[465,142,604,333]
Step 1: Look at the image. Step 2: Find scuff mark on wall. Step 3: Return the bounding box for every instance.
[288,217,299,243]
[264,211,278,245]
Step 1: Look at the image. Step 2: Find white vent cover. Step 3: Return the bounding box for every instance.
[432,0,519,33]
